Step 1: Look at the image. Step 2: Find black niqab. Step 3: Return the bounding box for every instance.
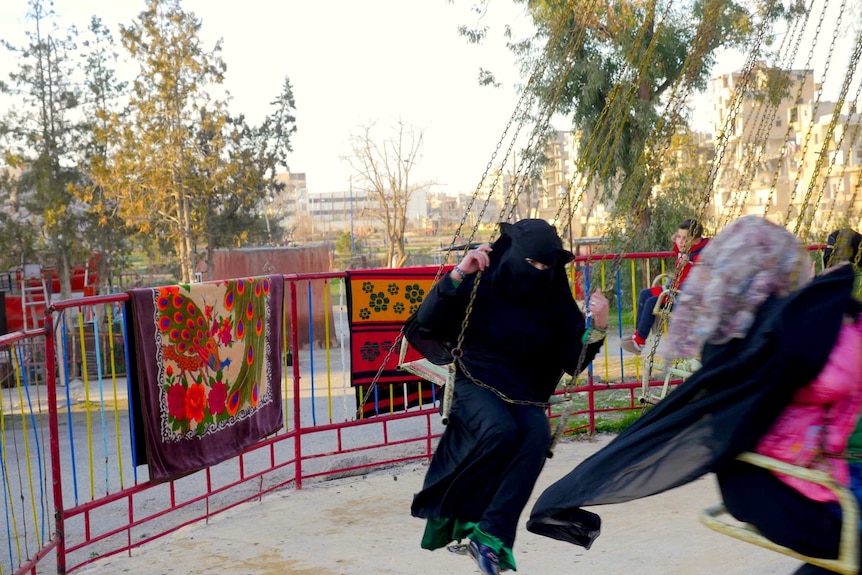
[496,220,574,300]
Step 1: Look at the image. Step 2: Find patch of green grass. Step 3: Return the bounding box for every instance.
[549,388,646,437]
[551,388,629,412]
[594,409,643,433]
[561,408,642,434]
[612,309,636,330]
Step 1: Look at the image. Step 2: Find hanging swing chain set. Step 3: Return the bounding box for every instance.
[794,25,862,239]
[448,13,600,410]
[358,0,851,417]
[457,0,736,417]
[776,0,844,227]
[720,0,810,225]
[560,0,753,380]
[354,14,580,415]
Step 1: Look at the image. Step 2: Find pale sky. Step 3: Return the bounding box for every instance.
[0,0,857,195]
[0,0,535,195]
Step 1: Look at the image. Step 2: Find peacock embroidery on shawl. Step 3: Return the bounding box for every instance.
[153,277,274,440]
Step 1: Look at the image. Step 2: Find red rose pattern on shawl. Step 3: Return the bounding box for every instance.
[154,277,274,439]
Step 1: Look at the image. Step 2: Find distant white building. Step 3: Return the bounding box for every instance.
[284,182,430,241]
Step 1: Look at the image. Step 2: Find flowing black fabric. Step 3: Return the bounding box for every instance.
[526,265,856,549]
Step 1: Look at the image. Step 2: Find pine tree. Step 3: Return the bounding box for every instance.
[74,16,136,291]
[0,0,87,299]
[112,0,227,283]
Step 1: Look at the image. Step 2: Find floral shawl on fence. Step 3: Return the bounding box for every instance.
[127,275,284,482]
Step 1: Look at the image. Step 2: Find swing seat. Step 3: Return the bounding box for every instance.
[396,334,452,388]
[639,357,700,405]
[397,357,451,388]
[701,452,860,575]
[638,273,695,404]
[650,273,680,318]
[396,335,456,424]
[639,357,701,405]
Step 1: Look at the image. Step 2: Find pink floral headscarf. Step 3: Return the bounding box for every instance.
[666,216,809,359]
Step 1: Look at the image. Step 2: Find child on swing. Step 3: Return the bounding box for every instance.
[619,218,709,355]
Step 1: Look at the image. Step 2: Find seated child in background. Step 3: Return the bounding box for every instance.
[619,218,709,355]
[823,228,861,297]
[823,228,861,269]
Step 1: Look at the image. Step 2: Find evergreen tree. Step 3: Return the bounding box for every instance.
[74,16,137,292]
[0,0,88,299]
[193,78,297,279]
[112,0,227,283]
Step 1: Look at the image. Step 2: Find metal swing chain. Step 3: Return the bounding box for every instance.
[445,15,596,412]
[795,26,861,239]
[720,3,808,225]
[753,0,828,222]
[588,0,744,387]
[780,0,844,227]
[354,17,575,416]
[538,0,735,443]
[642,2,776,379]
[810,62,862,238]
[544,0,681,406]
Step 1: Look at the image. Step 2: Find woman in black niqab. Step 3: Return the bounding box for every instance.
[409,219,609,574]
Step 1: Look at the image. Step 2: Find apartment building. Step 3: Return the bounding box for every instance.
[786,99,862,231]
[708,65,822,225]
[528,130,610,236]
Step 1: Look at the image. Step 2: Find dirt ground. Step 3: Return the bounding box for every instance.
[75,434,805,575]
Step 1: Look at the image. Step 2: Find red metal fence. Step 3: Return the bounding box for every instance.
[0,251,734,575]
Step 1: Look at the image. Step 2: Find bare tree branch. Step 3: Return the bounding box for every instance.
[344,119,429,268]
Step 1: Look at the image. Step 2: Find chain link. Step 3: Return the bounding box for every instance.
[779,0,842,226]
[794,21,861,238]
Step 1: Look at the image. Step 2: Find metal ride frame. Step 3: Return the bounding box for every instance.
[2,262,663,575]
[3,246,849,575]
[702,452,859,575]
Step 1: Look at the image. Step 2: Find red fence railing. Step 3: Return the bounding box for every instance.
[8,247,824,574]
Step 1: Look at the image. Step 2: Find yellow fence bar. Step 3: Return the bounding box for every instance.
[600,260,610,382]
[106,304,125,489]
[77,309,95,501]
[12,347,41,545]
